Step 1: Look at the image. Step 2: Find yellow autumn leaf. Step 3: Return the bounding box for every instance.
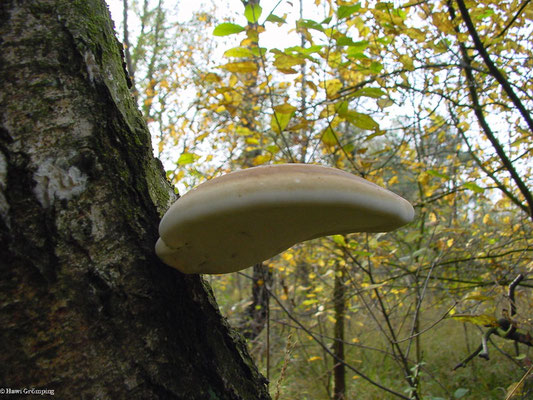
[218,61,257,73]
[388,176,399,185]
[252,154,270,166]
[229,74,238,88]
[418,172,430,185]
[236,126,253,136]
[282,252,293,261]
[302,298,319,307]
[270,111,293,134]
[202,72,221,83]
[431,12,455,35]
[324,78,343,98]
[273,53,305,71]
[404,27,426,42]
[273,103,297,114]
[464,291,493,301]
[308,356,322,362]
[450,314,497,327]
[399,54,415,71]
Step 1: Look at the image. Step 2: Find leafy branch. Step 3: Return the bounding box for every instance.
[453,275,533,370]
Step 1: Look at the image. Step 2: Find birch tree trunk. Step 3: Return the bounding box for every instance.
[0,1,270,398]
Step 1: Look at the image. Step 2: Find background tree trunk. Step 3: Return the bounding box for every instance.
[0,1,270,398]
[240,263,272,340]
[332,264,346,400]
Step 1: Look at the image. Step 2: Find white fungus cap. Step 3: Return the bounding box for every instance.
[156,164,414,274]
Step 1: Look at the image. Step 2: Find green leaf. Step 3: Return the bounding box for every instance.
[224,46,266,58]
[266,14,286,24]
[427,169,451,180]
[213,23,245,36]
[286,45,323,56]
[365,130,386,141]
[376,36,393,45]
[223,47,254,58]
[266,144,280,154]
[302,44,324,54]
[321,126,338,146]
[346,40,369,51]
[297,19,324,32]
[177,153,195,165]
[353,87,386,98]
[377,98,394,108]
[336,36,358,46]
[346,51,369,60]
[332,235,346,246]
[369,61,384,73]
[343,111,379,130]
[337,4,361,20]
[335,100,349,115]
[475,8,494,20]
[454,388,469,399]
[463,182,485,193]
[244,3,262,24]
[270,111,293,133]
[343,143,355,153]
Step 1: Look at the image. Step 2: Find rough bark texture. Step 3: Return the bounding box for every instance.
[0,1,270,399]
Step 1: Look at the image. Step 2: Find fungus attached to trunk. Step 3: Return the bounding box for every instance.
[156,164,414,274]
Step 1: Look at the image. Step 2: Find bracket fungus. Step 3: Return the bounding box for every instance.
[156,164,414,274]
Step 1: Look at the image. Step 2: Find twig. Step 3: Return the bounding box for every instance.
[395,302,457,344]
[509,274,524,317]
[263,281,412,399]
[453,0,533,218]
[495,0,533,40]
[505,364,533,400]
[453,344,483,371]
[453,275,532,370]
[455,0,533,135]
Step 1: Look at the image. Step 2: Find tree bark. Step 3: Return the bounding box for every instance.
[241,263,272,341]
[0,1,270,399]
[333,264,346,400]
